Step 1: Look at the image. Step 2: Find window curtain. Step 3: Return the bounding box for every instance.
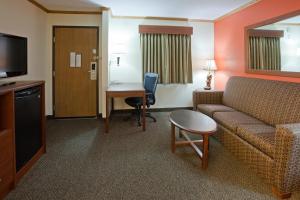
[140,33,192,84]
[248,36,281,70]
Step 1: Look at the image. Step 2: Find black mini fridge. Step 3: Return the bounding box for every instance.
[15,86,42,172]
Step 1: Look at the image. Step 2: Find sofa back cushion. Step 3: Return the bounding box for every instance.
[222,76,300,126]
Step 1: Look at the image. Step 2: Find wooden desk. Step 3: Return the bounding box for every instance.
[105,83,146,133]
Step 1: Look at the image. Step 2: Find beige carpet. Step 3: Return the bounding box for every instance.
[6,112,300,200]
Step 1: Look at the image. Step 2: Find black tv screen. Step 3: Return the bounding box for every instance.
[0,33,27,78]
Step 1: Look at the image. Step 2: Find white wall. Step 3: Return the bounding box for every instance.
[46,14,102,115]
[108,18,214,109]
[101,10,111,118]
[0,0,47,85]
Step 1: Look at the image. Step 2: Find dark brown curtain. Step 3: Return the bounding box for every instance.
[249,36,281,70]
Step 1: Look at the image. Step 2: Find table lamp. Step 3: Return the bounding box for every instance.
[203,59,217,90]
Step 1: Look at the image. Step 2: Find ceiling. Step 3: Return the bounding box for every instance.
[35,0,257,20]
[35,0,101,12]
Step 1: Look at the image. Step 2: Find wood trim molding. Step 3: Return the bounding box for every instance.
[27,0,49,12]
[189,19,213,23]
[248,29,284,37]
[112,15,213,23]
[27,0,104,15]
[215,0,261,21]
[100,7,110,12]
[47,10,102,15]
[139,25,193,35]
[113,15,189,21]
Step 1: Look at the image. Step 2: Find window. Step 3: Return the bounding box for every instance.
[248,29,282,70]
[139,25,193,84]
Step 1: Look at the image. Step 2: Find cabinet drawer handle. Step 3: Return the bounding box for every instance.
[0,178,2,182]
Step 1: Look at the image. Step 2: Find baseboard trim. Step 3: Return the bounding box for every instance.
[46,115,102,119]
[46,107,191,120]
[46,115,54,119]
[112,107,193,114]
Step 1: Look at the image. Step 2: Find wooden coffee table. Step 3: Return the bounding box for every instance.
[169,110,217,169]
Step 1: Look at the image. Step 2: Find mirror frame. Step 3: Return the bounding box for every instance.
[245,9,300,78]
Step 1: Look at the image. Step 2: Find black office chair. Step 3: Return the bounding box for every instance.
[125,73,159,126]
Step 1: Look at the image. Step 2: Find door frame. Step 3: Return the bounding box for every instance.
[52,26,100,118]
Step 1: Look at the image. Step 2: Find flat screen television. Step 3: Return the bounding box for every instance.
[0,33,27,78]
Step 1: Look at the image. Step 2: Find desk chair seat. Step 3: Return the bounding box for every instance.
[125,73,159,126]
[125,97,154,107]
[125,97,141,107]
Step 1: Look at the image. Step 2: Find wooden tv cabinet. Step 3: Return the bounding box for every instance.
[0,81,46,199]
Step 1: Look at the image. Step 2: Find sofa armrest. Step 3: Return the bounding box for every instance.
[192,90,224,110]
[274,123,300,193]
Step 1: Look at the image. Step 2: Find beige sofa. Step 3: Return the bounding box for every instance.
[193,76,300,199]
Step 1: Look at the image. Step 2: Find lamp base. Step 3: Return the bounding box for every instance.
[204,72,213,90]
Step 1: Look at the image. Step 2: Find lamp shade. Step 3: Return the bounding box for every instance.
[203,59,217,71]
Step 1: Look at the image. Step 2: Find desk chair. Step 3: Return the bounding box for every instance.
[125,73,159,126]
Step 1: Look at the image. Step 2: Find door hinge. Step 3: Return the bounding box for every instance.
[53,37,55,43]
[53,71,55,77]
[53,105,55,111]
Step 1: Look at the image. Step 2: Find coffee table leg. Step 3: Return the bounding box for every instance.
[171,123,176,153]
[202,134,209,169]
[208,137,210,151]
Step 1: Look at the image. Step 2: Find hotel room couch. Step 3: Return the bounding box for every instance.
[193,76,300,199]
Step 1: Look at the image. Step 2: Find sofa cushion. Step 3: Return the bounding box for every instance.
[197,104,235,117]
[214,111,264,132]
[222,76,300,126]
[237,124,275,158]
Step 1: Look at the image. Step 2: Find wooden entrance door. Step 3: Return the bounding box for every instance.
[53,27,98,117]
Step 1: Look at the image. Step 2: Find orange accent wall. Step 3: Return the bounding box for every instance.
[214,0,300,90]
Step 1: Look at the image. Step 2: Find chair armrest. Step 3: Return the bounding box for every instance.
[274,123,300,193]
[192,90,224,110]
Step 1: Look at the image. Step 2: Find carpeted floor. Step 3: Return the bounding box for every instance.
[6,112,300,200]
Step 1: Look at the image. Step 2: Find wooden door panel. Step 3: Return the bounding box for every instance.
[54,27,97,117]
